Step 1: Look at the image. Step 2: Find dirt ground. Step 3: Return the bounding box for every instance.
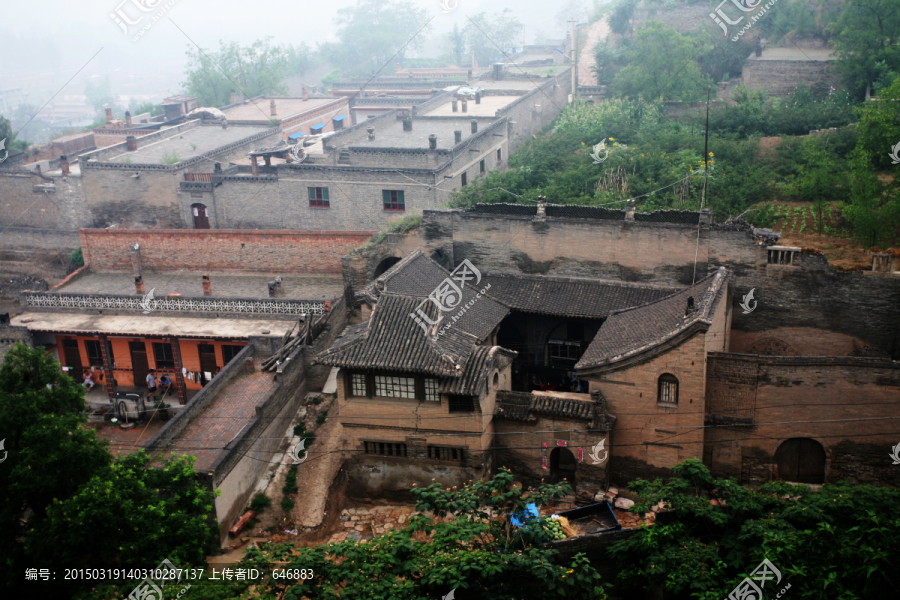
[764,201,884,269]
[0,251,72,315]
[579,17,610,86]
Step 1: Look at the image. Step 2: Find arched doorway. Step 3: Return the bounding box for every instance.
[775,438,826,483]
[373,256,401,278]
[549,447,577,486]
[191,203,210,229]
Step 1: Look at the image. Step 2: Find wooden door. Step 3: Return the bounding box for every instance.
[775,438,826,484]
[63,339,82,376]
[192,204,210,229]
[198,344,218,375]
[129,342,150,389]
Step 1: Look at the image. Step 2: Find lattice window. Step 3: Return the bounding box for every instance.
[351,373,368,397]
[364,441,408,457]
[658,373,679,405]
[375,375,416,399]
[308,187,330,208]
[427,446,465,463]
[423,378,440,402]
[383,190,405,211]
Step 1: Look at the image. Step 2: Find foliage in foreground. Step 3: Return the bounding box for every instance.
[608,460,900,600]
[75,469,608,600]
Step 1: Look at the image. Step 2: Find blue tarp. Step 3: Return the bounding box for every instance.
[310,123,326,132]
[288,132,306,140]
[333,115,347,121]
[511,502,539,528]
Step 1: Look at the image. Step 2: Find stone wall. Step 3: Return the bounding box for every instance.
[705,353,900,486]
[0,226,81,252]
[79,228,374,274]
[0,170,91,231]
[742,58,840,98]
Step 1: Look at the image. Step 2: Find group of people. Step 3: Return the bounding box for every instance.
[145,369,173,402]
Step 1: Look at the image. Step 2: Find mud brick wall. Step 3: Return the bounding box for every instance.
[79,228,374,273]
[742,59,840,98]
[705,353,900,486]
[0,226,81,252]
[0,171,91,231]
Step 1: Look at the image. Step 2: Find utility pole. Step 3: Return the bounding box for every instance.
[570,19,577,103]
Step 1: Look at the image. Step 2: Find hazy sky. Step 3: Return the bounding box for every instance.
[0,0,596,106]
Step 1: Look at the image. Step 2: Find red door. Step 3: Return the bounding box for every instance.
[192,204,210,229]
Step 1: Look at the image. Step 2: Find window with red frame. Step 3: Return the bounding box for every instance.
[383,190,405,211]
[308,187,329,208]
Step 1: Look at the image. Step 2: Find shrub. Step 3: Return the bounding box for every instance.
[250,493,271,513]
[316,412,327,426]
[280,498,295,512]
[70,248,84,268]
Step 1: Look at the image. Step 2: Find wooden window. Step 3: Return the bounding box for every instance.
[658,373,679,405]
[427,446,465,463]
[423,378,440,401]
[375,375,416,399]
[350,373,368,397]
[152,342,175,369]
[461,172,467,187]
[548,340,582,365]
[84,340,103,366]
[383,190,405,211]
[479,159,485,173]
[449,395,476,413]
[308,187,330,208]
[364,441,408,457]
[222,344,244,364]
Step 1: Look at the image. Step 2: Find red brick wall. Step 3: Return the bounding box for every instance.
[79,228,375,273]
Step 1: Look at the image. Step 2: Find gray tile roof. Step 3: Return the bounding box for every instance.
[481,274,676,319]
[576,267,730,371]
[495,390,617,430]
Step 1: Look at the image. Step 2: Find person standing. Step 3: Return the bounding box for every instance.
[146,369,158,401]
[83,370,95,391]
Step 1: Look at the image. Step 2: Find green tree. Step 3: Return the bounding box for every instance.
[321,0,430,77]
[608,0,637,35]
[612,22,712,101]
[0,115,27,153]
[181,37,292,107]
[828,0,900,97]
[608,460,900,600]
[854,74,900,168]
[842,149,900,248]
[464,10,525,66]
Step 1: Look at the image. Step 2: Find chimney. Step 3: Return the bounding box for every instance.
[214,162,222,173]
[470,120,478,134]
[125,111,133,126]
[135,276,145,295]
[130,243,142,278]
[268,281,278,297]
[461,100,468,113]
[202,275,211,296]
[60,155,70,176]
[475,91,482,104]
[270,99,277,116]
[428,134,437,150]
[685,296,695,316]
[454,130,462,144]
[126,136,137,151]
[250,155,259,176]
[302,85,309,101]
[452,100,458,112]
[403,118,413,132]
[367,126,375,140]
[105,108,113,123]
[230,89,237,104]
[625,200,635,222]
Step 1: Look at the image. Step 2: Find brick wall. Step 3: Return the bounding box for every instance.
[742,59,840,98]
[79,228,375,273]
[705,353,900,486]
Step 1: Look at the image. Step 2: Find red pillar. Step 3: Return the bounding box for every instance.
[98,333,116,403]
[170,337,188,406]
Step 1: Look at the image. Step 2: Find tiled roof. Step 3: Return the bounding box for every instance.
[495,390,617,429]
[481,274,675,318]
[364,250,509,341]
[576,267,730,371]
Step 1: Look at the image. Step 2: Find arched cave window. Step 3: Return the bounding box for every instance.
[658,373,679,405]
[493,372,499,388]
[373,256,401,278]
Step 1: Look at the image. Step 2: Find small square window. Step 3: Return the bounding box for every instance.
[424,378,440,401]
[222,344,244,364]
[449,395,476,413]
[351,373,368,397]
[309,187,330,208]
[383,190,405,211]
[152,342,175,369]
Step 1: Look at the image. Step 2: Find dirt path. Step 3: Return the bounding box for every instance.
[579,17,610,86]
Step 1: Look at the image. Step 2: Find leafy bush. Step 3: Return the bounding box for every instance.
[280,497,295,512]
[70,247,84,268]
[315,412,327,426]
[249,493,271,513]
[282,464,298,496]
